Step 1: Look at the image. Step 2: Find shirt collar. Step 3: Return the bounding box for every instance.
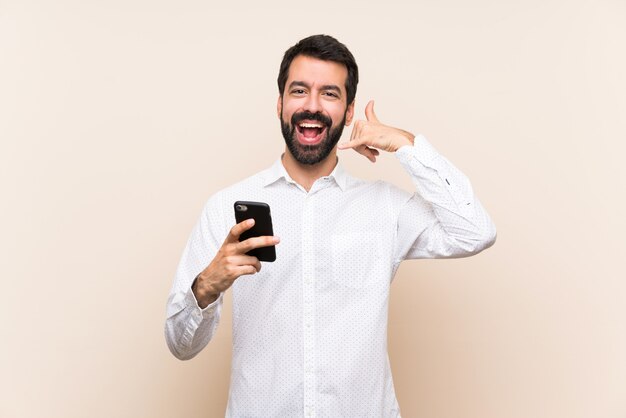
[262,154,348,191]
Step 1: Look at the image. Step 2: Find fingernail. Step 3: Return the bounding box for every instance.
[273,236,280,243]
[248,219,255,226]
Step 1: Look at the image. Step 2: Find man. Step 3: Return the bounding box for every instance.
[165,34,496,417]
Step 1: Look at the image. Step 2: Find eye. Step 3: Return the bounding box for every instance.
[291,89,306,95]
[323,91,339,98]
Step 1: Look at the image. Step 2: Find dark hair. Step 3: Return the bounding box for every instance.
[277,34,359,105]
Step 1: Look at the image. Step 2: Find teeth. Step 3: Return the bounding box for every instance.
[299,123,323,128]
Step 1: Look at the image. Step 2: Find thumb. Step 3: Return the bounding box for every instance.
[365,100,379,122]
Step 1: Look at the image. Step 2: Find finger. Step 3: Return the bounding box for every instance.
[351,120,362,142]
[234,265,259,277]
[364,147,378,162]
[225,219,255,244]
[236,235,280,253]
[365,100,379,122]
[338,121,362,150]
[349,120,362,144]
[226,255,262,272]
[338,139,361,150]
[354,144,377,162]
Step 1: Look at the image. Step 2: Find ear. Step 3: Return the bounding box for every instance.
[344,101,355,126]
[277,95,282,119]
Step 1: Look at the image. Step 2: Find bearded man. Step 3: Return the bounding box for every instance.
[165,34,496,417]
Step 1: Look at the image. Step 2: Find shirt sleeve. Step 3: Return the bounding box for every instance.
[164,194,227,360]
[393,134,497,261]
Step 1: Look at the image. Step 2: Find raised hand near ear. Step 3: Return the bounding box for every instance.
[338,100,415,162]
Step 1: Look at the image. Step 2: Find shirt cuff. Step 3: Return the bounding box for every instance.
[395,134,441,167]
[185,286,223,320]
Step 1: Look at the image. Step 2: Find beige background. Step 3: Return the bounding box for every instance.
[1,0,625,417]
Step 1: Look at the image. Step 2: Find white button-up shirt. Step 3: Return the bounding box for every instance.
[165,135,496,417]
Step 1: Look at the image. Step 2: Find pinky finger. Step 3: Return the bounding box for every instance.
[237,265,259,277]
[356,145,377,162]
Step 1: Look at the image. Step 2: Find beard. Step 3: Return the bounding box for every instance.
[280,108,347,165]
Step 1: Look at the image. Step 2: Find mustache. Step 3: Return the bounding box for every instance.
[291,111,332,127]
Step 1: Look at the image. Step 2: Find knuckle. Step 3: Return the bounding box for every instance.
[239,241,251,252]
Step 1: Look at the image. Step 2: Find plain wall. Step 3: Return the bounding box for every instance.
[1,0,625,417]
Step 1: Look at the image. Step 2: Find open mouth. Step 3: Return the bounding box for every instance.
[295,121,327,145]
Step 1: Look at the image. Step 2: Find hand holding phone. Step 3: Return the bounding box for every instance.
[234,201,277,262]
[192,203,278,308]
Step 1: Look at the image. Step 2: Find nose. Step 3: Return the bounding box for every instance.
[303,93,322,114]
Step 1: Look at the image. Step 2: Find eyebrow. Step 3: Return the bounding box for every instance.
[288,81,343,96]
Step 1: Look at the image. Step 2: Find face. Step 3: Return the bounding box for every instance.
[278,55,354,165]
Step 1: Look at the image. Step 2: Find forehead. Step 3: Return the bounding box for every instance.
[286,55,348,92]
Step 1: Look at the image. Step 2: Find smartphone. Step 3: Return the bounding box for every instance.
[234,201,276,262]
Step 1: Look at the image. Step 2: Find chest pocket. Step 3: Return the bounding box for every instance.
[331,233,384,289]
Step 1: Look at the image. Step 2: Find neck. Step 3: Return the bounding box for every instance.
[281,147,338,192]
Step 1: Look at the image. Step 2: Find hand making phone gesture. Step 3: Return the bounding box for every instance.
[338,100,415,162]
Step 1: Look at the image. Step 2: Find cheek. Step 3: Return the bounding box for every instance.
[329,105,348,125]
[281,102,298,120]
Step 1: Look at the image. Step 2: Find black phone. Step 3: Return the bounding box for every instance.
[234,201,276,262]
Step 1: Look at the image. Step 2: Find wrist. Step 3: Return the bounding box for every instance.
[392,130,415,152]
[192,274,219,308]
